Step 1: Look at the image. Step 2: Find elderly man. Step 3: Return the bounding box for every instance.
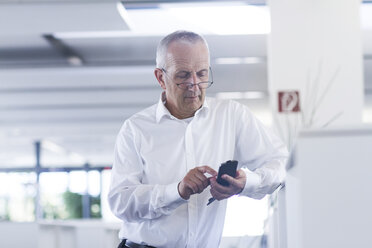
[108,30,288,248]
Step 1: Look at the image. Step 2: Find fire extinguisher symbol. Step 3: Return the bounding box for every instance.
[278,91,300,113]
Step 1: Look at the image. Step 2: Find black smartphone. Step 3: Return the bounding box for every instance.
[216,160,238,186]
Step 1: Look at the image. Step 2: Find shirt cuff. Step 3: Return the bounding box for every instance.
[162,182,187,212]
[240,168,262,196]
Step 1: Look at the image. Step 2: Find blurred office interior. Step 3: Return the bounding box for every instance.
[0,0,371,247]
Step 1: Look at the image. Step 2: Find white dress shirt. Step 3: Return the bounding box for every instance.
[108,95,288,248]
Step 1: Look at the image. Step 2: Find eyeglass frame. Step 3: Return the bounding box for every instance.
[160,66,214,90]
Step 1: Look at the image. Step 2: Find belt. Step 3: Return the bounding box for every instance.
[125,240,155,248]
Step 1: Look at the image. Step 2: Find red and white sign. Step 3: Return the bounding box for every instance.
[278,91,300,113]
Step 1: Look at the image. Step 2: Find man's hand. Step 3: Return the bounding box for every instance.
[209,169,246,201]
[178,166,217,200]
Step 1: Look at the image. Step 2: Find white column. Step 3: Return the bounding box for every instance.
[267,0,364,149]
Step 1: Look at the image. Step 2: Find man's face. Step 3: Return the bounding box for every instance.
[160,40,210,119]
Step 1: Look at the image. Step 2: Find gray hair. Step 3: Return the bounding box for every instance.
[155,30,210,69]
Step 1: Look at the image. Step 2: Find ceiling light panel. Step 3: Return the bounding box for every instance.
[0,2,130,35]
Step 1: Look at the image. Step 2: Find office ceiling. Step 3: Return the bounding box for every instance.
[0,0,371,168]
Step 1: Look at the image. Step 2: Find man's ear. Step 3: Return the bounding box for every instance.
[154,68,166,90]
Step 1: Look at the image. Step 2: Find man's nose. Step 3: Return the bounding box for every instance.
[188,73,200,91]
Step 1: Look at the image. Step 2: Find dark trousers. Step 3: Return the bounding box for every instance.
[117,239,156,248]
[117,240,128,248]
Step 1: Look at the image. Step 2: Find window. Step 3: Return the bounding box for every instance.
[0,172,36,221]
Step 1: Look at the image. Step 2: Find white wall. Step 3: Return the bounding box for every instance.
[0,222,38,247]
[0,221,120,248]
[285,127,372,248]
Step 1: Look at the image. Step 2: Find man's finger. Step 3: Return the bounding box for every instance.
[192,174,210,193]
[210,177,232,194]
[235,169,245,179]
[186,180,199,194]
[194,171,209,184]
[188,177,203,193]
[197,166,218,177]
[210,188,221,199]
[210,188,230,201]
[221,174,240,188]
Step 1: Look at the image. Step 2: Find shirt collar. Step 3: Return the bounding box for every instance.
[155,92,210,123]
[156,92,172,123]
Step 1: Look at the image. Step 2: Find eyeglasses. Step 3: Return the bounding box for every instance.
[161,67,214,90]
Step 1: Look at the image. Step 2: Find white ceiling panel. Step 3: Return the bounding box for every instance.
[0,2,130,35]
[0,89,161,106]
[0,66,158,88]
[0,123,121,139]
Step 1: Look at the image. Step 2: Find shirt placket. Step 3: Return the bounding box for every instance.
[184,121,198,247]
